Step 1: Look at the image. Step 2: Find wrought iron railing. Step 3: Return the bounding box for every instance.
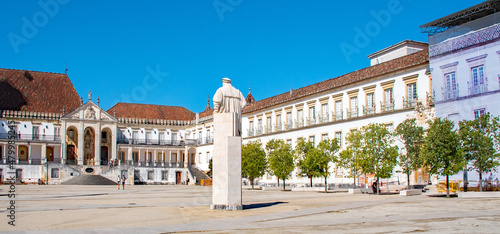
[117,138,196,146]
[442,85,459,100]
[468,77,488,95]
[0,133,61,142]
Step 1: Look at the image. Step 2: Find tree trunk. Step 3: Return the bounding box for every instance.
[277,178,279,187]
[407,172,411,190]
[377,176,380,195]
[324,177,328,193]
[479,170,483,192]
[283,178,286,191]
[446,175,450,198]
[250,177,254,190]
[310,177,313,187]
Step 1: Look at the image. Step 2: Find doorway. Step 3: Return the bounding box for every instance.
[67,145,76,165]
[101,146,109,165]
[15,169,22,183]
[46,146,54,162]
[176,171,181,184]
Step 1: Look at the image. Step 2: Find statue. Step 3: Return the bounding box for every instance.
[213,78,246,136]
[211,77,246,210]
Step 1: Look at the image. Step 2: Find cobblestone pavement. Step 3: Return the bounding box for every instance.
[1,185,499,233]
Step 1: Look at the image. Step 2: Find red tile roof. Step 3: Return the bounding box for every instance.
[108,103,196,121]
[0,68,81,113]
[243,49,429,114]
[199,108,214,119]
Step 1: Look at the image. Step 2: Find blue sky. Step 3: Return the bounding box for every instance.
[0,0,484,113]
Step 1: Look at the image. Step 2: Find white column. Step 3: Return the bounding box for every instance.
[41,143,47,164]
[61,122,67,164]
[28,144,32,164]
[176,150,180,166]
[78,123,84,165]
[95,124,101,165]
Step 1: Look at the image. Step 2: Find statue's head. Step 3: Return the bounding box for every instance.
[222,77,231,84]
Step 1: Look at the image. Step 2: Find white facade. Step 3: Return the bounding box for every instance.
[428,11,500,183]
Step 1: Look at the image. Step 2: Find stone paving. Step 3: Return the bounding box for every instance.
[1,184,499,233]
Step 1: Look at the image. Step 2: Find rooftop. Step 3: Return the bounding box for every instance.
[108,102,196,121]
[420,0,500,35]
[243,48,429,114]
[0,68,81,114]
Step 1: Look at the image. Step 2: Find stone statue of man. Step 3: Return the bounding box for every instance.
[213,78,246,136]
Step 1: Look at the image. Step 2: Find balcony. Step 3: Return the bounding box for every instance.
[0,133,61,142]
[347,108,358,118]
[363,105,376,115]
[334,111,343,121]
[381,100,395,112]
[403,96,418,108]
[117,137,196,146]
[442,85,459,100]
[468,77,488,96]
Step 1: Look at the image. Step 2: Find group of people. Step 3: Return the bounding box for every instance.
[117,175,126,190]
[109,160,119,168]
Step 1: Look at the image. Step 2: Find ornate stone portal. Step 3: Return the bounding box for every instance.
[211,78,246,210]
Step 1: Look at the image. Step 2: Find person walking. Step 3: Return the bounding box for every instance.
[117,175,121,190]
[122,175,126,190]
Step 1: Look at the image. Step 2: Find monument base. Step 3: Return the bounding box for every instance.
[210,204,243,211]
[212,113,243,210]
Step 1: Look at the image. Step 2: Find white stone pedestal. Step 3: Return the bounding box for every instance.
[211,113,243,210]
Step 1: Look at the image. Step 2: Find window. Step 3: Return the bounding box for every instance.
[148,170,154,180]
[158,153,163,163]
[366,93,375,114]
[474,108,486,119]
[249,121,254,135]
[471,65,485,86]
[267,117,272,132]
[309,135,315,145]
[384,88,394,110]
[172,133,177,141]
[309,106,315,124]
[132,152,139,162]
[335,131,342,147]
[471,65,486,95]
[119,151,125,162]
[444,72,458,99]
[54,127,60,138]
[286,112,292,128]
[321,133,328,141]
[198,152,202,163]
[350,97,358,117]
[335,100,342,120]
[407,82,417,107]
[298,109,304,127]
[33,126,39,139]
[162,170,168,180]
[321,103,329,122]
[51,168,59,178]
[258,119,263,134]
[336,167,343,176]
[206,152,210,163]
[102,131,107,139]
[286,139,292,145]
[276,114,282,130]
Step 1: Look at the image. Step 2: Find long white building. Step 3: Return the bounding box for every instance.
[0,40,435,187]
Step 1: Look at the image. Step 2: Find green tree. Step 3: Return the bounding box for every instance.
[266,139,295,191]
[355,123,399,195]
[340,130,363,186]
[242,140,267,189]
[395,118,424,190]
[422,118,465,197]
[315,138,340,192]
[208,158,213,178]
[294,138,316,187]
[459,113,500,192]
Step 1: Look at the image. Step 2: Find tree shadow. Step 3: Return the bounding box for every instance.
[0,81,27,110]
[243,201,288,210]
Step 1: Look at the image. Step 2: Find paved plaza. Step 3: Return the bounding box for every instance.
[1,184,500,233]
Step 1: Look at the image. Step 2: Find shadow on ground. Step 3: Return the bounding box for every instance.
[243,202,288,210]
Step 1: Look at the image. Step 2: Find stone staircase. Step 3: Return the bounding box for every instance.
[61,175,117,185]
[189,166,211,184]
